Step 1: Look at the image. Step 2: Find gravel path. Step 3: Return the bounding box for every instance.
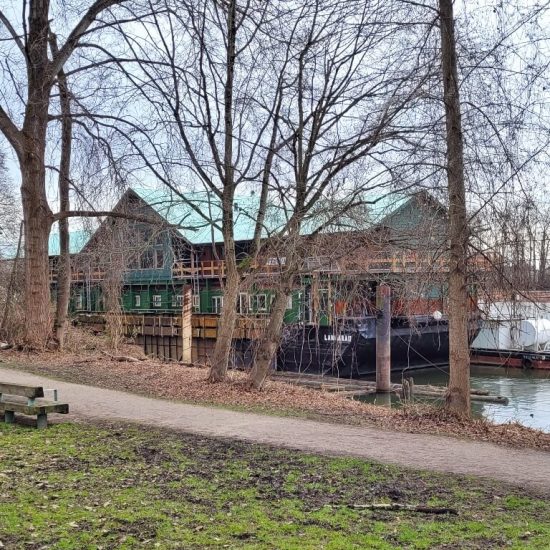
[1,366,549,494]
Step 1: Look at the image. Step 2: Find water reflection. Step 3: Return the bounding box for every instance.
[361,366,550,433]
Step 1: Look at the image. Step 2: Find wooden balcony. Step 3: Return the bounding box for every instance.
[358,255,449,274]
[173,260,226,279]
[71,268,106,282]
[49,267,106,284]
[49,252,488,285]
[172,255,451,279]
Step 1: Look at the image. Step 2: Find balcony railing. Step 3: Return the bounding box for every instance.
[49,267,106,284]
[172,254,452,279]
[50,253,488,285]
[172,259,226,279]
[357,255,449,274]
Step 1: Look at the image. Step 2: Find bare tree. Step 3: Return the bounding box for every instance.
[247,0,436,388]
[49,33,73,348]
[86,0,301,381]
[0,0,149,348]
[0,148,19,246]
[0,150,24,341]
[438,0,470,414]
[385,0,550,414]
[95,0,437,385]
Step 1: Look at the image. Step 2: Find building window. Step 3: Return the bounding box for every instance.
[134,295,141,307]
[239,292,248,314]
[266,256,286,266]
[258,294,268,311]
[153,295,162,308]
[249,294,268,312]
[155,249,164,268]
[75,295,83,310]
[319,289,329,314]
[212,295,224,314]
[193,294,200,310]
[140,249,154,269]
[172,294,184,308]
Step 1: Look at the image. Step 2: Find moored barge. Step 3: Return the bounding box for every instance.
[278,314,459,378]
[471,317,550,370]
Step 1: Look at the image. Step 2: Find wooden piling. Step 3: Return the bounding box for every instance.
[376,284,391,393]
[182,286,192,363]
[273,372,508,404]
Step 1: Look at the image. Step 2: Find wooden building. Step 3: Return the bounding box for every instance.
[47,187,453,360]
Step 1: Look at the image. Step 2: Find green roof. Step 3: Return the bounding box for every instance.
[48,229,91,256]
[2,190,414,259]
[132,188,411,245]
[1,228,90,259]
[132,189,263,244]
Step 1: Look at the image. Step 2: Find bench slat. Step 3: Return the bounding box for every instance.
[0,401,69,415]
[0,383,44,399]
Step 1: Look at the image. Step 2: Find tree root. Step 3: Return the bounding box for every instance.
[101,351,142,363]
[326,503,458,515]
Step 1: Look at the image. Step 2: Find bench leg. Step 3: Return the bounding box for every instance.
[4,411,14,424]
[36,413,48,429]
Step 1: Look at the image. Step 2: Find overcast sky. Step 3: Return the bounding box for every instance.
[1,0,550,218]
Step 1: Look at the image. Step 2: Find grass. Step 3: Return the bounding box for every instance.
[0,421,549,549]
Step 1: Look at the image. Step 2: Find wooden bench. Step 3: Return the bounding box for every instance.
[0,383,69,429]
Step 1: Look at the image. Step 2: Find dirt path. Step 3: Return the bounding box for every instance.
[1,366,549,494]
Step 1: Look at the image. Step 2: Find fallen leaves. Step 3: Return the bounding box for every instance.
[3,336,550,451]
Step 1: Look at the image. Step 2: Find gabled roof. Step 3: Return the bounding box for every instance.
[131,187,413,245]
[131,188,261,244]
[48,228,91,256]
[39,186,426,257]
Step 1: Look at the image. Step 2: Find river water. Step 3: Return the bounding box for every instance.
[363,366,550,433]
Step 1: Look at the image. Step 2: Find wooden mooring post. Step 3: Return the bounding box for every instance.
[376,284,391,393]
[401,377,414,402]
[182,286,192,364]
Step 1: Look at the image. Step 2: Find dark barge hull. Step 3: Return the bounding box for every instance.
[277,316,452,379]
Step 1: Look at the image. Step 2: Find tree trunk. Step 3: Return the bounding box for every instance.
[248,288,289,389]
[208,254,239,382]
[103,271,125,351]
[538,228,548,288]
[15,1,55,349]
[53,195,71,348]
[207,0,239,383]
[439,0,470,415]
[249,230,301,389]
[21,160,54,349]
[52,36,72,348]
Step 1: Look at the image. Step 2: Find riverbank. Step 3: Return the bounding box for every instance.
[2,342,549,451]
[394,366,550,433]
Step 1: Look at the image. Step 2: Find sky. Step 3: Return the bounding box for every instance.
[1,0,550,231]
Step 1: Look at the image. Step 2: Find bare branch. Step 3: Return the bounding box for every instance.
[0,104,22,155]
[50,0,127,77]
[0,9,26,57]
